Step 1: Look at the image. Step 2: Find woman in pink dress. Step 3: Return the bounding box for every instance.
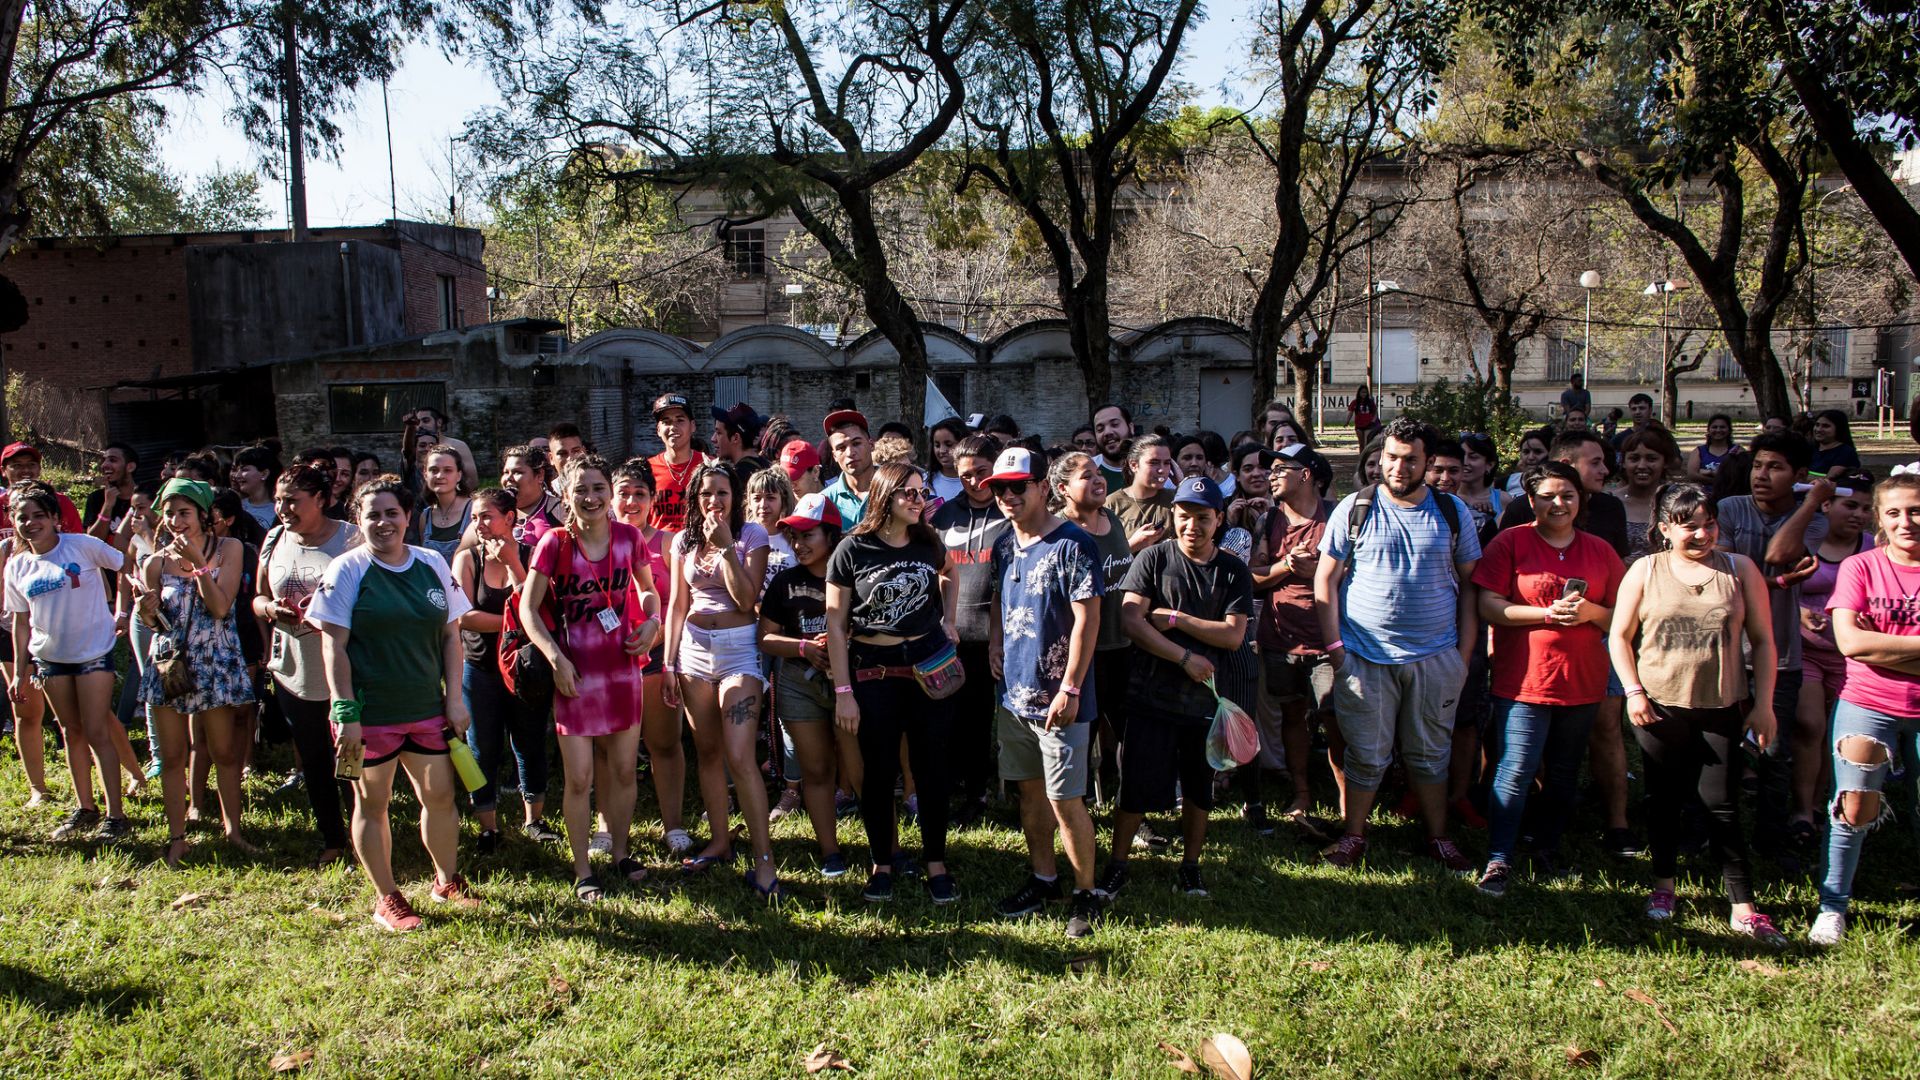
[518,455,661,901]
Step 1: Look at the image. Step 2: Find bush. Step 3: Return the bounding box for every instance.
[1400,375,1533,467]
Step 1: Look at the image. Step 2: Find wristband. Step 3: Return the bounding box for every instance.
[1326,640,1343,652]
[328,699,363,727]
[1166,610,1177,630]
[1061,684,1080,696]
[1623,684,1647,698]
[834,684,853,695]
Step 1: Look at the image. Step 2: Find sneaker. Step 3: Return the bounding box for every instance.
[1476,861,1511,898]
[523,819,562,844]
[1241,802,1274,837]
[996,875,1064,918]
[373,891,423,931]
[663,827,693,854]
[862,869,895,903]
[431,874,482,908]
[1175,862,1208,898]
[1731,911,1788,948]
[1603,827,1645,857]
[52,807,101,840]
[588,830,612,856]
[1426,836,1473,873]
[927,873,959,905]
[820,852,849,879]
[476,829,501,856]
[95,816,133,843]
[1065,890,1100,939]
[834,791,860,819]
[1095,861,1129,899]
[1320,834,1368,869]
[1450,797,1488,830]
[1645,888,1677,922]
[274,771,305,796]
[769,785,803,823]
[1808,911,1847,947]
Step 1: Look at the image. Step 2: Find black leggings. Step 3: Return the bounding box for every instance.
[952,641,995,802]
[1631,700,1754,905]
[850,639,955,865]
[276,683,353,852]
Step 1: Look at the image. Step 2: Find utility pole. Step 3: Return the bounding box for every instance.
[282,6,309,241]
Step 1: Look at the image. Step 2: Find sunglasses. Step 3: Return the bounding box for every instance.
[988,479,1032,497]
[896,488,931,502]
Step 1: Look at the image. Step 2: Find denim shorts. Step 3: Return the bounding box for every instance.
[34,652,114,681]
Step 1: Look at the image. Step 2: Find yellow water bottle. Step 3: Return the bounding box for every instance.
[447,732,486,792]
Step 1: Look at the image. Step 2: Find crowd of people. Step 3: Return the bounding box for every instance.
[1,387,1912,948]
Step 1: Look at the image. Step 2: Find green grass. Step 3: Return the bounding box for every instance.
[0,739,1917,1079]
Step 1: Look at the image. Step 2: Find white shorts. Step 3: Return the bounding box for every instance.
[678,623,765,686]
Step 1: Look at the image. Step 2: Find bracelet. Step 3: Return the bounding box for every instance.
[1180,649,1192,669]
[1623,684,1647,698]
[328,699,362,727]
[1166,610,1178,630]
[834,684,853,695]
[1326,640,1343,652]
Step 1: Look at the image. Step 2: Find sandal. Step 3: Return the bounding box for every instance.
[574,875,605,903]
[682,851,733,873]
[617,856,649,884]
[746,871,785,902]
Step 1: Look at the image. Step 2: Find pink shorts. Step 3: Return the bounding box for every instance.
[350,715,450,765]
[1803,643,1847,697]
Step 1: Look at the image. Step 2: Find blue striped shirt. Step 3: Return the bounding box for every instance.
[1319,488,1481,664]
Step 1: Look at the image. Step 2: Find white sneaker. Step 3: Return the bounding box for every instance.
[588,830,612,856]
[1808,911,1847,946]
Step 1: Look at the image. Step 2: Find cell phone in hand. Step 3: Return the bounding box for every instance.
[1561,578,1588,600]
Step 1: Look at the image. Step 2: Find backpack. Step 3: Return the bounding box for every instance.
[497,528,572,703]
[1346,483,1463,580]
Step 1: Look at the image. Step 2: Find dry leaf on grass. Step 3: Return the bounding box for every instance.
[1591,978,1608,989]
[306,905,346,924]
[1623,989,1680,1035]
[803,1043,854,1073]
[1739,959,1784,978]
[1157,1041,1201,1074]
[170,892,206,910]
[1565,1045,1601,1068]
[1199,1033,1253,1080]
[95,875,136,891]
[269,1049,315,1072]
[1301,960,1332,972]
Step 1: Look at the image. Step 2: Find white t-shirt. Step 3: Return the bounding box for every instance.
[305,545,470,632]
[930,471,964,506]
[4,534,124,663]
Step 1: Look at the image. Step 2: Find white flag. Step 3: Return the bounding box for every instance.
[925,377,961,424]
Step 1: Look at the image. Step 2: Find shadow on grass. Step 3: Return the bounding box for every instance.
[0,963,154,1019]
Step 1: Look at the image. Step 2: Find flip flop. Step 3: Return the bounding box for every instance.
[617,856,649,884]
[681,851,733,873]
[574,875,605,902]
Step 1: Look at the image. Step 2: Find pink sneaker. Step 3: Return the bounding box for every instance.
[1645,888,1677,922]
[373,891,422,932]
[1426,836,1474,873]
[430,874,482,908]
[1730,911,1788,948]
[1321,834,1368,868]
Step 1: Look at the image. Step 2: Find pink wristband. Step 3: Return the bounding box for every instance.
[1326,640,1344,651]
[1623,684,1646,697]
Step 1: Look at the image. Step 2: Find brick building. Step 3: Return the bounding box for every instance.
[1,220,485,466]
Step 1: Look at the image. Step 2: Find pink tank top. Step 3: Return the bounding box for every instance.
[679,523,769,616]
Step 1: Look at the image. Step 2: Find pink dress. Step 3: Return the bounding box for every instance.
[531,523,646,737]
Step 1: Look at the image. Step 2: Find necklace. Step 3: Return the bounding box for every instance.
[1668,552,1717,595]
[662,453,699,488]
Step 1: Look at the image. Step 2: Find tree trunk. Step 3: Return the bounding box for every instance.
[1285,343,1325,435]
[1248,320,1284,432]
[1660,349,1706,428]
[1489,333,1518,397]
[840,194,926,433]
[1064,264,1114,417]
[282,7,309,241]
[1733,329,1793,420]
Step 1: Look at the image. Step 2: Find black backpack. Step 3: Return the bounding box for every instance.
[1346,484,1463,579]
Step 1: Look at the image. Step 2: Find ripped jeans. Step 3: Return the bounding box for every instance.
[1819,699,1920,915]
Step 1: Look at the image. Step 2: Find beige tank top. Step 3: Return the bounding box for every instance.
[1635,550,1747,708]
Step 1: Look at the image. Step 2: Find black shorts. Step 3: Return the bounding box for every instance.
[1118,709,1214,814]
[1094,647,1133,734]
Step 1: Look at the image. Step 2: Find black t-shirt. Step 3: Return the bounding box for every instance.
[1117,539,1253,721]
[826,532,948,639]
[762,564,827,638]
[1497,488,1631,561]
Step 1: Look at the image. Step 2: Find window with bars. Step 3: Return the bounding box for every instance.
[723,228,766,277]
[1545,337,1580,382]
[1813,328,1848,378]
[1715,351,1742,381]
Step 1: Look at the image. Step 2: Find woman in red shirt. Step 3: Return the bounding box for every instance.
[1470,461,1625,897]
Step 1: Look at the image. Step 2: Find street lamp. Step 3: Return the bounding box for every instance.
[1643,279,1687,417]
[1371,281,1400,389]
[1578,270,1601,385]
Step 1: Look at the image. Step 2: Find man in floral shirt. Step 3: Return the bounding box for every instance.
[985,447,1104,939]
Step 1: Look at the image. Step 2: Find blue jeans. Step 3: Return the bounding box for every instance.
[461,659,552,815]
[1819,699,1920,914]
[1485,698,1597,866]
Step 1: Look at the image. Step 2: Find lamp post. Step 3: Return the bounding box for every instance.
[1578,270,1601,385]
[1372,280,1400,390]
[1642,279,1686,419]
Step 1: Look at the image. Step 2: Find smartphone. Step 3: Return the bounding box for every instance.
[1561,578,1588,600]
[334,739,364,781]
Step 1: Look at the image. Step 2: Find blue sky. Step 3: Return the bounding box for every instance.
[157,1,1263,230]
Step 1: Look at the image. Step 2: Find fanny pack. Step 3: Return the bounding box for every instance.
[854,638,967,701]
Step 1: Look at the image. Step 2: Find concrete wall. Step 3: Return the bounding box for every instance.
[188,241,407,369]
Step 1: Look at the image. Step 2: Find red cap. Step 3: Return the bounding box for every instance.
[779,492,842,531]
[779,439,821,481]
[0,442,40,465]
[822,409,869,436]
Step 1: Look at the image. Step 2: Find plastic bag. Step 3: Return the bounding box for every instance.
[1203,678,1261,771]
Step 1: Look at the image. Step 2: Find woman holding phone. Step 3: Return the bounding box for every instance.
[1471,463,1624,896]
[309,477,477,932]
[1608,482,1784,945]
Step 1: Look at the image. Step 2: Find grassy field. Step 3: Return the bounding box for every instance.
[0,737,1917,1079]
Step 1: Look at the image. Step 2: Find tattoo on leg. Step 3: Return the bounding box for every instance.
[726,696,759,727]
